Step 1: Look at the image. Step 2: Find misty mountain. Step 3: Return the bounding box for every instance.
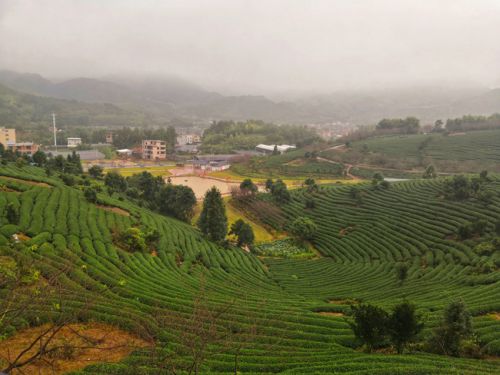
[0,70,499,125]
[0,82,155,128]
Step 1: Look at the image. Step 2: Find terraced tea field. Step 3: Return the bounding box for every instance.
[329,129,500,173]
[0,164,499,374]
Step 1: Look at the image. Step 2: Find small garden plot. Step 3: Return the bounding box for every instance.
[253,238,316,259]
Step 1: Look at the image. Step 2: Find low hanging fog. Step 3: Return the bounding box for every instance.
[0,0,499,95]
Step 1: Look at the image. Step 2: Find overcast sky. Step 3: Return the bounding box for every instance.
[1,0,499,94]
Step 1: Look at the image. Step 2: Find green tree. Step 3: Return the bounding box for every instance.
[240,178,258,196]
[270,179,290,203]
[372,172,384,185]
[166,126,177,154]
[15,157,26,168]
[229,219,255,247]
[104,171,127,192]
[83,187,98,203]
[349,304,389,352]
[388,301,423,354]
[395,262,409,285]
[88,165,104,179]
[118,227,147,252]
[197,187,228,242]
[304,178,318,193]
[265,179,273,192]
[444,175,470,200]
[157,184,196,222]
[65,151,83,174]
[479,170,489,181]
[427,300,473,356]
[32,150,47,166]
[423,165,437,179]
[290,216,317,242]
[305,198,315,209]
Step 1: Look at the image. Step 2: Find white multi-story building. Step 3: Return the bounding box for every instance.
[67,137,82,148]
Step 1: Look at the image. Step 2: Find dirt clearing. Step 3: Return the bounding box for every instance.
[0,323,150,375]
[97,205,130,216]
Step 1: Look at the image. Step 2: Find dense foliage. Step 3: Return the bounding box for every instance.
[376,117,420,134]
[200,120,319,153]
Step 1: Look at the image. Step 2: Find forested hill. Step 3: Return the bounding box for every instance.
[0,83,153,128]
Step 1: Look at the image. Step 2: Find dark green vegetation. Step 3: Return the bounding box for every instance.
[200,120,319,154]
[197,187,228,242]
[323,128,500,175]
[0,163,499,374]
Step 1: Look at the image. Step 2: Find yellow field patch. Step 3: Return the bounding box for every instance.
[103,165,175,177]
[207,170,359,187]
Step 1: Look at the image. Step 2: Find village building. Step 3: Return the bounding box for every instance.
[177,134,202,146]
[142,140,167,160]
[7,142,39,156]
[116,149,133,158]
[67,137,82,148]
[255,144,296,155]
[105,132,113,144]
[0,127,16,146]
[192,159,230,172]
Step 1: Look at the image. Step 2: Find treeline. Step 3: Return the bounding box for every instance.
[446,113,500,132]
[17,125,177,151]
[349,300,481,357]
[376,117,420,134]
[201,120,320,154]
[104,171,196,222]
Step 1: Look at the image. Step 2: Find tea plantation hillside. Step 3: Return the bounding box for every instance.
[322,129,500,174]
[0,164,499,374]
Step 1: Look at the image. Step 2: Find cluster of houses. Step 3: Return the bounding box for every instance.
[0,127,39,156]
[1,127,298,175]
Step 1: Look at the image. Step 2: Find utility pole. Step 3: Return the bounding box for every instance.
[52,113,57,150]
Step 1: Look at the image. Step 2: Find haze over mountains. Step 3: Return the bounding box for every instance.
[1,69,500,126]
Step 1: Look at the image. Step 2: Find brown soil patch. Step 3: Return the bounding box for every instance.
[328,299,357,305]
[15,233,31,241]
[0,176,51,188]
[488,312,500,320]
[97,205,130,216]
[0,323,151,375]
[318,312,345,317]
[0,186,21,193]
[339,226,355,236]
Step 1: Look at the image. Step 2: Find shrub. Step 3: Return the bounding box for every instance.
[290,217,317,242]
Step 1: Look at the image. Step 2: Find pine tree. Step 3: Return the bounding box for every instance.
[197,187,228,242]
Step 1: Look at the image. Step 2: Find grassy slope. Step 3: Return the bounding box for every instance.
[0,164,499,374]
